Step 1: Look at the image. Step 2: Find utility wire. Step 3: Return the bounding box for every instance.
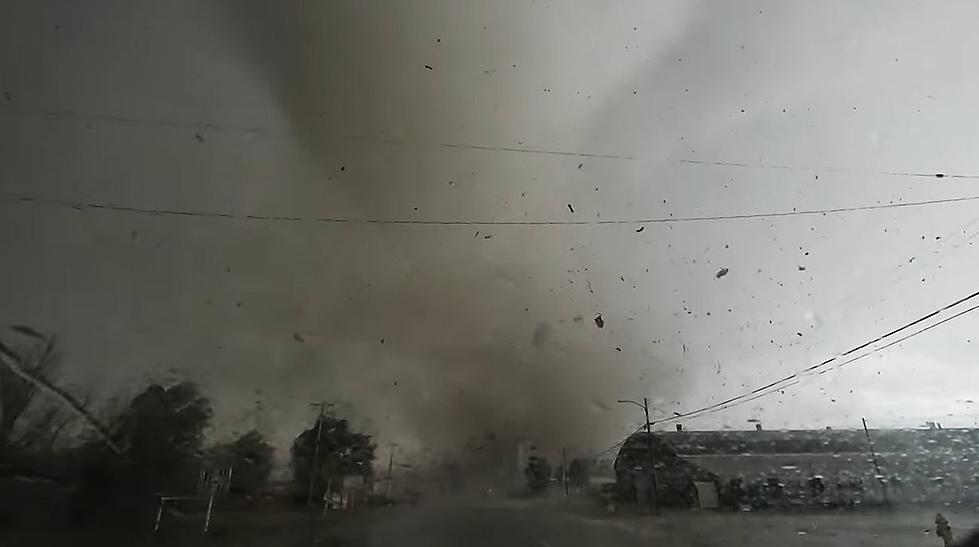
[677,301,979,425]
[682,159,979,180]
[1,109,634,160]
[648,288,979,428]
[4,191,979,227]
[592,290,979,460]
[589,423,647,459]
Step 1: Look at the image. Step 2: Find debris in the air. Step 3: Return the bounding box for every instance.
[715,268,729,278]
[484,234,492,239]
[935,173,945,178]
[798,265,806,271]
[424,65,433,70]
[293,332,305,343]
[594,315,604,328]
[474,231,480,238]
[577,163,584,169]
[194,133,204,142]
[568,204,575,213]
[796,332,803,337]
[636,226,645,232]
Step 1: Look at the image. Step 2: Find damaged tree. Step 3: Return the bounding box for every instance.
[0,326,118,455]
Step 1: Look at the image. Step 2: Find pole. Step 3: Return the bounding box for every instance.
[307,402,327,506]
[323,476,334,513]
[386,443,397,497]
[153,498,165,533]
[644,397,660,515]
[617,397,659,515]
[862,417,888,503]
[203,483,216,534]
[562,447,570,500]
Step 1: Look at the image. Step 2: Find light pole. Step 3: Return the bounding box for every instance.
[617,397,659,514]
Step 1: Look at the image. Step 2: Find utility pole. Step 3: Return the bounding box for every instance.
[562,447,569,500]
[306,401,333,507]
[862,417,888,503]
[617,397,660,515]
[386,443,398,497]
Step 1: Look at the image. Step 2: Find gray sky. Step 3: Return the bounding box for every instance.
[3,1,979,462]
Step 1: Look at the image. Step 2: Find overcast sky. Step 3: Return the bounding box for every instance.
[3,1,979,462]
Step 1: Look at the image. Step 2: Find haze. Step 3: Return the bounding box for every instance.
[3,0,979,466]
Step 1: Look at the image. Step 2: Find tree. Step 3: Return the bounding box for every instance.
[568,458,593,492]
[114,382,212,489]
[208,430,275,495]
[525,455,551,493]
[71,382,212,524]
[290,415,375,500]
[75,381,212,494]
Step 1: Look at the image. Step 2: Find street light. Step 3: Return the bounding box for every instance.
[617,398,651,434]
[617,397,659,514]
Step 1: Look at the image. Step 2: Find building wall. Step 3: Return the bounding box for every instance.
[662,429,979,506]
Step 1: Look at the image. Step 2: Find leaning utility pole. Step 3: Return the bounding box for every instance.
[617,397,660,515]
[862,417,888,503]
[306,401,333,507]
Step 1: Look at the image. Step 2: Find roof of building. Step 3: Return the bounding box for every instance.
[657,428,979,457]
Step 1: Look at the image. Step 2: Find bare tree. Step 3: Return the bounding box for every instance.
[0,326,118,454]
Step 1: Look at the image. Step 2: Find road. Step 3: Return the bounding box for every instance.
[316,499,649,547]
[312,499,977,547]
[7,497,974,546]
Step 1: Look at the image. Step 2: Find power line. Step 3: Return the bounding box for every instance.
[682,159,979,180]
[649,288,979,428]
[835,301,979,372]
[680,301,979,424]
[4,190,979,228]
[1,109,634,160]
[589,423,646,459]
